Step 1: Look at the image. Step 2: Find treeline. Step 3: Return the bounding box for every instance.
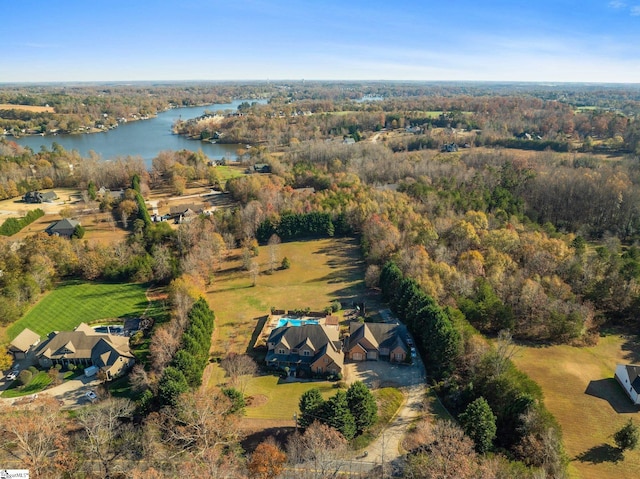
[255,211,350,243]
[379,261,567,476]
[157,298,215,407]
[0,208,44,236]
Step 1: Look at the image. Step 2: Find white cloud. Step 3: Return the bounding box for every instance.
[631,5,640,14]
[609,1,627,8]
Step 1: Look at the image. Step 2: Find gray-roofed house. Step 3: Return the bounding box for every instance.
[266,324,343,377]
[615,364,640,405]
[345,322,408,363]
[34,323,134,380]
[23,190,58,203]
[9,328,41,360]
[45,218,80,238]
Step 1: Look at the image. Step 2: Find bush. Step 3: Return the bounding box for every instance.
[17,369,32,386]
[281,257,291,269]
[330,300,341,312]
[27,366,38,374]
[54,363,62,371]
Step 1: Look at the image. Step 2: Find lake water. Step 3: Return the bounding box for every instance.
[12,99,266,167]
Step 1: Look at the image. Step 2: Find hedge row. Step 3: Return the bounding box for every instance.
[0,208,45,236]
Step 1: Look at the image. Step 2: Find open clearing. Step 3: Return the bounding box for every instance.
[0,104,54,113]
[6,281,149,341]
[204,237,371,356]
[512,333,640,479]
[203,237,379,430]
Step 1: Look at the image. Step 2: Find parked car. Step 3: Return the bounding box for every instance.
[85,390,98,401]
[6,371,17,381]
[410,347,417,359]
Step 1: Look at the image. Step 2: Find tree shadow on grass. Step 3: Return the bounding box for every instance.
[241,426,296,453]
[575,444,624,464]
[585,378,640,414]
[247,315,269,353]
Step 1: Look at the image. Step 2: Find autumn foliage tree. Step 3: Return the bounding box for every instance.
[248,439,287,479]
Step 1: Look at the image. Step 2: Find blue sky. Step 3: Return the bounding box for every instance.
[2,0,640,83]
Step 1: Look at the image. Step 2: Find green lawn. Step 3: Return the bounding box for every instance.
[243,374,337,420]
[512,333,640,479]
[1,371,52,398]
[7,281,149,340]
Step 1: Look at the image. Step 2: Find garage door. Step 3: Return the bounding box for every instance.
[352,352,364,361]
[367,351,378,360]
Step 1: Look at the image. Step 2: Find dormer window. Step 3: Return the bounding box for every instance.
[278,348,286,355]
[303,350,311,357]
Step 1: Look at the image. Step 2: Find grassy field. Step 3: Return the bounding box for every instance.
[0,104,54,113]
[6,281,149,341]
[204,237,371,357]
[512,333,640,479]
[242,374,337,420]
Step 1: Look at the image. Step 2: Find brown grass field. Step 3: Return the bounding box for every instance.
[512,333,640,479]
[0,103,55,113]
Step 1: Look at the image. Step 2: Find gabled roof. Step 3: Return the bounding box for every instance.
[34,323,133,367]
[347,322,408,353]
[625,364,640,394]
[9,328,41,353]
[266,324,341,367]
[45,218,80,235]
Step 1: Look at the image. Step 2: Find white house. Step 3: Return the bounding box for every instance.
[615,364,640,405]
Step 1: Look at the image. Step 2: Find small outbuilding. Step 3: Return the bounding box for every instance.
[615,364,640,405]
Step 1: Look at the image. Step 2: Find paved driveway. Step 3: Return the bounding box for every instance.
[345,355,427,474]
[1,375,102,408]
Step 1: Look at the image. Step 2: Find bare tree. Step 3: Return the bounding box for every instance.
[75,398,140,479]
[156,390,241,458]
[287,422,348,479]
[220,353,258,394]
[267,233,281,273]
[0,397,65,477]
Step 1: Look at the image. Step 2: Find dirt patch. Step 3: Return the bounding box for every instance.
[246,394,268,408]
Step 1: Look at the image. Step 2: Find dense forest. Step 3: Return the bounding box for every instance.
[2,82,640,478]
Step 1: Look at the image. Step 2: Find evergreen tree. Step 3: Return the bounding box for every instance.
[614,419,639,452]
[158,366,189,407]
[346,381,377,433]
[459,396,497,454]
[299,388,324,428]
[321,390,356,440]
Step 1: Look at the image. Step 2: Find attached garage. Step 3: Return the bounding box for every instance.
[352,352,364,361]
[367,351,378,360]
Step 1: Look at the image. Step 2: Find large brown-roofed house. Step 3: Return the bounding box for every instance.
[266,324,343,377]
[345,322,408,363]
[34,323,134,380]
[9,328,41,360]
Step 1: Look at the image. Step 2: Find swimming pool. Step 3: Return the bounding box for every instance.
[276,318,320,328]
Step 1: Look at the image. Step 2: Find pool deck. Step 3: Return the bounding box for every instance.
[255,313,329,349]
